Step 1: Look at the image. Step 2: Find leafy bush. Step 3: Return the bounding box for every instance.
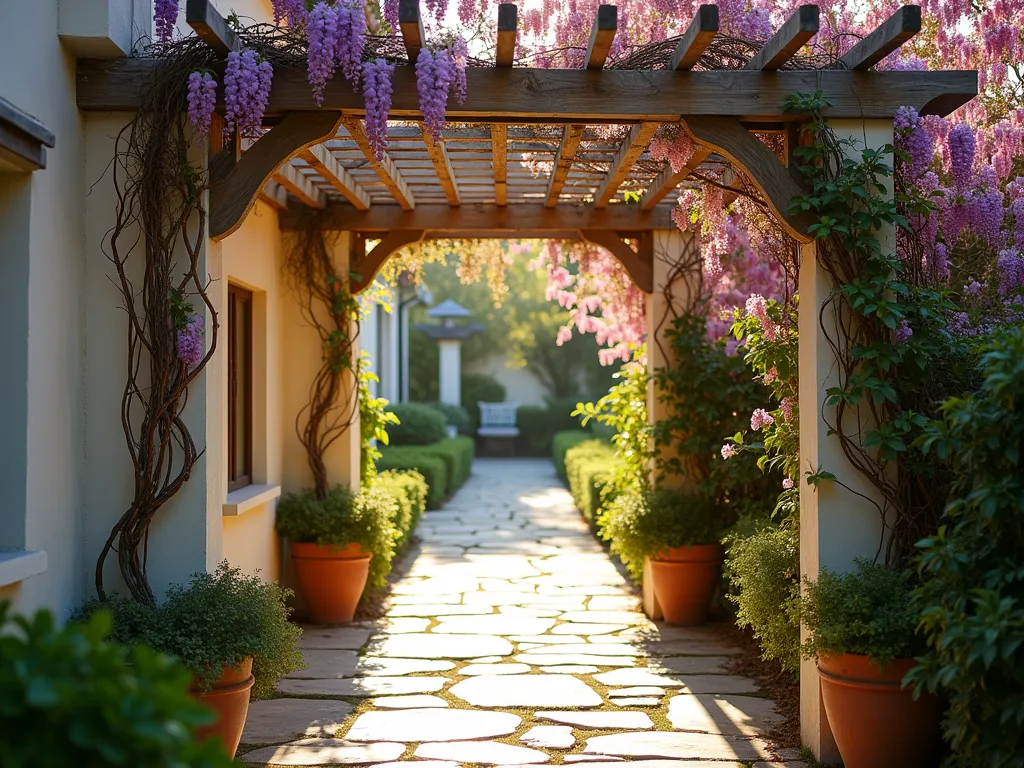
[425,402,471,435]
[376,469,428,549]
[563,438,622,528]
[600,488,724,581]
[376,447,448,509]
[384,403,448,446]
[427,436,475,489]
[909,327,1024,767]
[552,430,595,482]
[0,605,235,767]
[276,486,400,589]
[800,560,921,667]
[76,563,302,699]
[461,372,506,431]
[726,522,801,673]
[359,357,399,487]
[518,401,584,456]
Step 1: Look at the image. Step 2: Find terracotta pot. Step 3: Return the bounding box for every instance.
[648,544,723,625]
[291,542,372,624]
[193,657,254,758]
[818,653,942,768]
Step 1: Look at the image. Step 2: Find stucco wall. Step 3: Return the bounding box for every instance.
[464,353,550,407]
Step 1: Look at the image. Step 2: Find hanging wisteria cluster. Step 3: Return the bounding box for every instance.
[362,59,396,159]
[415,38,468,142]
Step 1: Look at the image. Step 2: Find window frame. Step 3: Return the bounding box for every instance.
[227,283,253,492]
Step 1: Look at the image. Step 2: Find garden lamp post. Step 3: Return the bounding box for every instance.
[415,299,483,408]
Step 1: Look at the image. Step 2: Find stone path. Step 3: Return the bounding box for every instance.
[241,459,803,768]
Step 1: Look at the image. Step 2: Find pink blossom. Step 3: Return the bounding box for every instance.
[721,444,737,460]
[782,477,794,490]
[750,408,774,431]
[780,397,794,421]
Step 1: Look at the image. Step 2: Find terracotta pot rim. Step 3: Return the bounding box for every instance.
[651,544,723,563]
[291,541,372,560]
[817,653,919,689]
[200,674,255,697]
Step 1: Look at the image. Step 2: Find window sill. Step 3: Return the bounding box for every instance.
[0,549,48,588]
[223,484,282,517]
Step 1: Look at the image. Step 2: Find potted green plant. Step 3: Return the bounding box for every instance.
[76,563,302,758]
[600,488,724,625]
[276,485,399,623]
[800,560,942,768]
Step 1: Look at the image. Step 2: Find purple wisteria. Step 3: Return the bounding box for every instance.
[154,0,178,42]
[307,0,368,105]
[177,314,205,370]
[271,0,310,27]
[186,71,218,139]
[949,122,976,191]
[416,48,456,142]
[224,49,274,138]
[362,59,396,161]
[451,36,469,104]
[894,106,933,180]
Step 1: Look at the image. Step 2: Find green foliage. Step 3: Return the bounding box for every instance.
[385,402,448,445]
[76,563,302,699]
[909,327,1024,767]
[552,430,596,482]
[800,560,921,667]
[725,521,802,673]
[0,604,235,768]
[276,486,399,589]
[375,448,448,508]
[599,487,724,581]
[461,372,507,431]
[359,355,400,488]
[562,438,622,529]
[375,470,428,550]
[425,402,472,434]
[517,400,585,456]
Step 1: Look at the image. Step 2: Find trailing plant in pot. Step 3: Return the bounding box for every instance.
[76,563,302,758]
[600,488,724,625]
[276,485,399,623]
[801,560,941,768]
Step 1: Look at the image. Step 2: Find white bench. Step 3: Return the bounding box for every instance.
[477,402,520,438]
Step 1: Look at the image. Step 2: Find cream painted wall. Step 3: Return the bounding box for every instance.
[464,353,549,407]
[220,201,286,582]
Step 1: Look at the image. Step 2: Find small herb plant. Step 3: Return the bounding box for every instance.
[599,487,724,580]
[276,485,400,589]
[800,559,921,668]
[0,604,235,767]
[76,562,302,698]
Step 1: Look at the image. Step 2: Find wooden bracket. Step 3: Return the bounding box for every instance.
[680,116,814,242]
[351,230,426,293]
[209,112,344,240]
[186,0,240,55]
[580,229,653,293]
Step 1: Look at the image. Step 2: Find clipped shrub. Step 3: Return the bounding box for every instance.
[384,403,448,446]
[376,469,428,549]
[376,447,448,508]
[563,438,622,529]
[426,402,472,435]
[909,327,1024,766]
[518,400,585,456]
[277,486,400,589]
[726,522,802,673]
[801,560,921,667]
[461,372,506,430]
[75,562,302,699]
[552,430,598,482]
[599,488,724,581]
[0,605,235,767]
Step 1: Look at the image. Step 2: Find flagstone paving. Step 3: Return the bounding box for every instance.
[243,459,799,767]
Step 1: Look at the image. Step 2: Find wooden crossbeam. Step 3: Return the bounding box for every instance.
[839,5,921,70]
[185,0,240,55]
[258,180,290,211]
[78,61,979,121]
[425,136,461,206]
[580,230,652,292]
[273,163,327,208]
[399,0,425,62]
[592,122,659,208]
[341,118,416,210]
[586,5,618,69]
[496,4,518,67]
[640,145,713,210]
[299,144,371,209]
[744,5,819,71]
[545,124,586,207]
[492,124,508,205]
[280,201,677,232]
[671,5,719,70]
[352,229,426,292]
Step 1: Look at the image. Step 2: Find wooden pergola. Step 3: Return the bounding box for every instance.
[76,0,976,293]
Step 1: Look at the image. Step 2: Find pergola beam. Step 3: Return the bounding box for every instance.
[352,229,426,292]
[592,122,659,208]
[279,201,678,232]
[496,4,518,67]
[545,124,586,207]
[491,124,508,205]
[341,117,416,210]
[299,144,371,209]
[671,4,719,70]
[273,163,326,208]
[78,62,977,120]
[258,180,290,211]
[399,0,426,62]
[640,145,713,210]
[425,136,461,206]
[744,5,819,71]
[586,5,618,69]
[185,0,240,55]
[839,5,921,70]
